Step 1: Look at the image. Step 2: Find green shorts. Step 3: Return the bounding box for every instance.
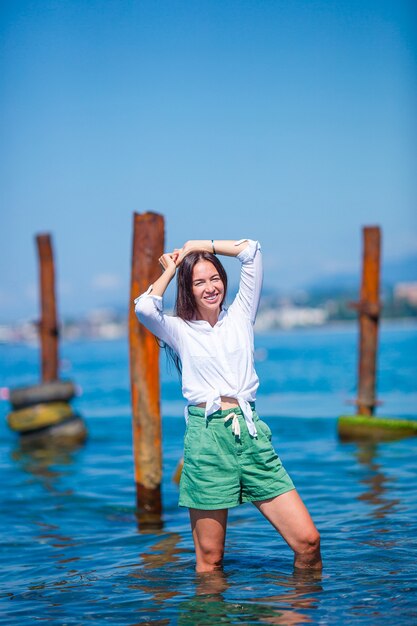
[178,404,295,510]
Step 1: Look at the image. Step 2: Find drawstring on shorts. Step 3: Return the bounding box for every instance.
[224,412,241,439]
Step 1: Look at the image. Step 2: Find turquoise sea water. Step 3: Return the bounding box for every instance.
[1,321,416,625]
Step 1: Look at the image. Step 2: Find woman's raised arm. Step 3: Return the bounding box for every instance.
[175,239,249,263]
[134,251,181,353]
[229,239,263,323]
[149,252,178,297]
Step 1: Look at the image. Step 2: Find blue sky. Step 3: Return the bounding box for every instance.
[1,0,416,321]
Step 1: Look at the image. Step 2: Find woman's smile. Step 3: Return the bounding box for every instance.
[204,292,220,303]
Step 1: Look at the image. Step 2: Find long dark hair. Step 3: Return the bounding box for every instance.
[162,251,228,376]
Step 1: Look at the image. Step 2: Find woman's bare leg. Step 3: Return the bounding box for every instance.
[189,508,228,572]
[253,490,322,570]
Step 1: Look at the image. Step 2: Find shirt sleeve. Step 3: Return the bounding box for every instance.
[228,239,263,324]
[134,286,182,355]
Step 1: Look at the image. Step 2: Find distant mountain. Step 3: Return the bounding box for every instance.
[381,253,417,285]
[303,253,417,294]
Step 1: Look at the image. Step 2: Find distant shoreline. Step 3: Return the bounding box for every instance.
[255,317,417,334]
[1,316,416,346]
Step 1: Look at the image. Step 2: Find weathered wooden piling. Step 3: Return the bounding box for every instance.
[36,234,59,382]
[338,225,417,441]
[354,226,381,415]
[6,233,86,448]
[129,212,164,528]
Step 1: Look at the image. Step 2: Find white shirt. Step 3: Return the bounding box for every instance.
[134,239,263,436]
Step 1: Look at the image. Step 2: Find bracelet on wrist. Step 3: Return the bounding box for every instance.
[211,239,216,254]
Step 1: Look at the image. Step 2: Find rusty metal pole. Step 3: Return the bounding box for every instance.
[36,234,59,383]
[129,212,164,527]
[356,226,382,415]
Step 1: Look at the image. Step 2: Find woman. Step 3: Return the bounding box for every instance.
[135,238,322,573]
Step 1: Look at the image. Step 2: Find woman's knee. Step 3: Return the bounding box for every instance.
[295,528,321,555]
[198,539,225,567]
[196,550,224,572]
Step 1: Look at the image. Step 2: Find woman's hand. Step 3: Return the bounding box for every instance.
[159,252,179,275]
[174,240,211,265]
[144,252,179,298]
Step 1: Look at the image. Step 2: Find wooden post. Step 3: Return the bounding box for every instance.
[5,233,87,448]
[356,226,382,415]
[339,225,417,440]
[36,234,59,383]
[129,212,164,528]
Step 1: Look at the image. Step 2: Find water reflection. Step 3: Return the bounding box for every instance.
[176,568,322,625]
[128,532,184,609]
[355,443,399,521]
[346,442,401,552]
[132,531,323,626]
[137,532,183,571]
[10,444,77,496]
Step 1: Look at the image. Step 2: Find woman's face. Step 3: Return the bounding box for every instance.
[192,260,225,317]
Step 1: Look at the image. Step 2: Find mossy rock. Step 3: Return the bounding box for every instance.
[19,415,88,449]
[7,402,73,432]
[338,415,417,442]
